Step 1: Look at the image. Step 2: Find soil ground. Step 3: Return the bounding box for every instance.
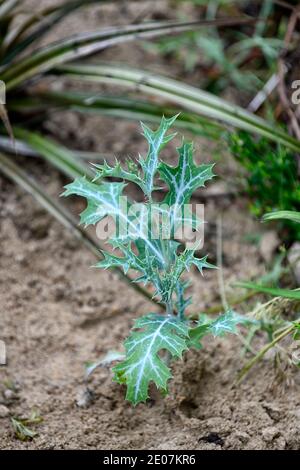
[0,0,299,450]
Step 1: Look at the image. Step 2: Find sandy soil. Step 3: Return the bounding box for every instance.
[0,0,300,450]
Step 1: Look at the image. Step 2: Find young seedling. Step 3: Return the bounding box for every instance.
[63,115,242,405]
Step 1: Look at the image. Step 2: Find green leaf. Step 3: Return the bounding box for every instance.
[159,142,215,207]
[145,249,215,304]
[95,244,147,276]
[11,410,43,442]
[188,323,209,350]
[235,282,300,300]
[92,159,144,190]
[13,127,91,179]
[209,310,241,337]
[2,1,102,61]
[3,20,214,90]
[293,325,300,341]
[138,115,178,198]
[175,280,191,320]
[62,177,166,266]
[11,418,38,441]
[62,177,126,226]
[56,63,300,153]
[20,90,222,140]
[189,310,243,348]
[263,211,300,224]
[113,314,189,405]
[170,250,215,286]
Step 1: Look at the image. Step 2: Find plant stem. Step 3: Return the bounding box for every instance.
[166,300,174,317]
[237,323,296,383]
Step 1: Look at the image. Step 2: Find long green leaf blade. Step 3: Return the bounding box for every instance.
[263,211,300,224]
[56,63,300,152]
[3,19,245,90]
[13,127,91,179]
[9,90,222,140]
[2,0,104,59]
[235,282,300,300]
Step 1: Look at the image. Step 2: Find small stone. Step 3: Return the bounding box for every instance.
[262,426,280,443]
[3,389,17,401]
[14,254,27,266]
[259,231,280,263]
[234,431,249,444]
[52,284,65,301]
[0,405,10,418]
[76,388,94,408]
[293,408,300,419]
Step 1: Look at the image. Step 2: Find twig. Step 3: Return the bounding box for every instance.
[237,323,295,383]
[217,215,229,311]
[273,0,295,12]
[247,73,280,112]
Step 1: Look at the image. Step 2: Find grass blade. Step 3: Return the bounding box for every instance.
[2,0,107,61]
[234,282,300,300]
[0,0,19,20]
[0,135,37,156]
[0,135,104,160]
[54,63,300,153]
[13,127,92,179]
[0,103,14,143]
[13,90,222,140]
[263,211,300,224]
[0,151,156,304]
[3,18,257,90]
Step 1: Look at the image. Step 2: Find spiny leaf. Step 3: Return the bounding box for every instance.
[95,244,147,276]
[112,314,189,405]
[176,280,192,320]
[62,177,126,226]
[96,240,170,303]
[92,159,145,191]
[189,310,243,349]
[63,177,166,266]
[140,248,215,304]
[138,115,178,198]
[169,250,215,285]
[159,142,215,208]
[209,310,242,337]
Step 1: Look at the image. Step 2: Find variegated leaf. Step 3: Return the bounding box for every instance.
[113,314,189,405]
[159,142,215,207]
[138,115,178,198]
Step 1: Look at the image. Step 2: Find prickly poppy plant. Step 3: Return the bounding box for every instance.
[63,116,241,405]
